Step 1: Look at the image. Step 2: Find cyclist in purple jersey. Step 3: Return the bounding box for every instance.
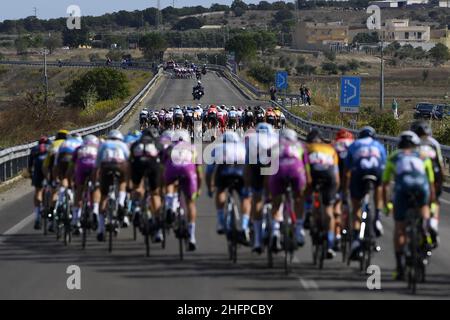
[163,130,202,251]
[269,129,311,247]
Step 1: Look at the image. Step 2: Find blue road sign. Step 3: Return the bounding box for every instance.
[276,71,288,90]
[340,76,361,113]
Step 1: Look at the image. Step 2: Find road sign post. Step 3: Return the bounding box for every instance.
[340,76,361,114]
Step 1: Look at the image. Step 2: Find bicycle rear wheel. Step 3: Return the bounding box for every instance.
[81,202,89,249]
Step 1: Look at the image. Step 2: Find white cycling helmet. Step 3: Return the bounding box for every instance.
[222,131,241,143]
[197,81,202,85]
[173,129,191,143]
[83,134,99,147]
[256,122,274,135]
[108,129,124,141]
[280,128,298,142]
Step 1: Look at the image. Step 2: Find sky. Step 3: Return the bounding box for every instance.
[0,0,283,22]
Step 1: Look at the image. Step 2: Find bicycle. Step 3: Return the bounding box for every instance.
[224,179,242,264]
[310,181,327,270]
[280,179,298,275]
[351,175,381,272]
[54,187,72,246]
[41,180,53,236]
[105,171,120,253]
[262,201,273,268]
[80,179,95,249]
[173,179,189,261]
[340,195,352,263]
[405,191,432,295]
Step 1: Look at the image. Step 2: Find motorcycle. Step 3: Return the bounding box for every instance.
[193,89,204,101]
[196,72,202,80]
[201,67,207,75]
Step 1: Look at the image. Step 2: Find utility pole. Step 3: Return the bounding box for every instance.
[33,7,37,18]
[379,31,384,110]
[43,48,49,109]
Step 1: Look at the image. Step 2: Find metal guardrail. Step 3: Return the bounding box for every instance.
[0,60,155,71]
[0,67,162,183]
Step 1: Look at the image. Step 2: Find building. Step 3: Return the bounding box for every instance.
[431,27,450,48]
[369,0,428,6]
[292,21,349,50]
[381,19,430,43]
[439,0,450,7]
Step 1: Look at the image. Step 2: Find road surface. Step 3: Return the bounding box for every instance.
[0,72,449,299]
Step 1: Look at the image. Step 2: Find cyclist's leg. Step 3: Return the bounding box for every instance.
[32,165,45,228]
[97,164,112,240]
[248,165,264,251]
[117,163,130,226]
[349,173,364,255]
[322,173,337,256]
[393,191,408,279]
[181,166,199,248]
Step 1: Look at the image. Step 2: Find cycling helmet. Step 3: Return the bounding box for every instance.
[83,134,99,147]
[222,131,241,143]
[306,128,323,143]
[410,120,432,137]
[398,131,421,149]
[197,81,202,85]
[39,136,49,144]
[173,129,190,143]
[280,128,298,142]
[255,122,274,135]
[56,129,69,140]
[359,126,376,139]
[108,129,124,141]
[336,128,354,141]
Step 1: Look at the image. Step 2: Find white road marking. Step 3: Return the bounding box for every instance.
[298,277,319,290]
[0,213,34,244]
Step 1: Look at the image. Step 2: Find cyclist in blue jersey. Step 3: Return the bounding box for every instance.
[206,131,251,244]
[345,126,387,260]
[124,130,142,147]
[95,130,131,242]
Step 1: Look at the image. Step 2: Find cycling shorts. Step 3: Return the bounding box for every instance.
[269,159,307,197]
[56,153,73,180]
[215,173,249,199]
[74,162,96,187]
[248,164,266,195]
[350,169,382,200]
[99,162,129,196]
[32,166,45,188]
[311,169,337,206]
[393,184,429,222]
[131,161,160,192]
[164,163,198,200]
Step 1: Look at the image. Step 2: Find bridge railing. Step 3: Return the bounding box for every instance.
[0,67,162,183]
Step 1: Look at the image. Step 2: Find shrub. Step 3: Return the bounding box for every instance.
[323,50,336,61]
[321,62,338,75]
[368,112,400,136]
[296,64,316,75]
[248,63,275,84]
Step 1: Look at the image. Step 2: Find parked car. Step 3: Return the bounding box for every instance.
[414,102,448,120]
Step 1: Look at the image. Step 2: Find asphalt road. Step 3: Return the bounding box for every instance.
[0,72,449,300]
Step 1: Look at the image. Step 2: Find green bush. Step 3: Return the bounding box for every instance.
[323,50,336,61]
[296,64,316,75]
[347,59,359,70]
[321,62,338,75]
[368,112,400,136]
[79,99,121,120]
[248,63,275,84]
[64,68,130,108]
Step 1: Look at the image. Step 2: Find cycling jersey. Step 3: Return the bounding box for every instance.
[43,139,65,170]
[269,139,309,197]
[306,142,339,206]
[333,138,354,186]
[417,136,444,197]
[383,149,434,221]
[164,141,199,200]
[73,143,98,186]
[56,137,82,164]
[130,136,162,191]
[124,133,142,147]
[29,142,50,188]
[96,140,130,166]
[345,137,387,200]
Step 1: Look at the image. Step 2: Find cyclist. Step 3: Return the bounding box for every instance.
[332,128,355,250]
[382,131,435,280]
[54,133,83,223]
[243,107,254,130]
[305,128,340,258]
[95,130,130,242]
[129,128,164,242]
[173,106,184,129]
[42,129,69,231]
[265,107,277,127]
[163,129,202,251]
[72,135,101,234]
[346,126,387,260]
[124,130,142,147]
[410,120,442,247]
[244,122,278,253]
[28,136,51,230]
[227,106,238,131]
[206,131,251,243]
[269,129,311,247]
[139,109,149,129]
[273,106,282,128]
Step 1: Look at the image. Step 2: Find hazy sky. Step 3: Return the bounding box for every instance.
[0,0,282,22]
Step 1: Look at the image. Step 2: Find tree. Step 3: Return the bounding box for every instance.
[64,68,130,108]
[173,17,203,31]
[62,28,90,48]
[248,63,275,84]
[321,62,338,74]
[296,64,316,75]
[231,0,248,16]
[352,32,379,44]
[429,43,450,65]
[139,32,167,61]
[14,37,29,54]
[323,50,336,61]
[225,33,257,64]
[253,31,277,53]
[257,1,272,10]
[45,34,63,54]
[273,9,294,23]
